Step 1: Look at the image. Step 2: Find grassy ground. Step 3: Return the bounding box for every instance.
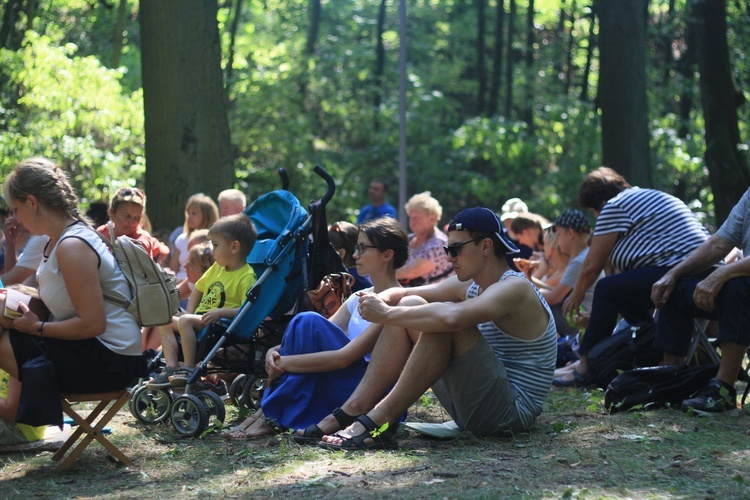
[1,387,748,499]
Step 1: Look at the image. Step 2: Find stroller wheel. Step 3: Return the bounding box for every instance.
[130,385,172,425]
[229,374,249,408]
[195,390,226,428]
[170,394,208,437]
[241,376,266,410]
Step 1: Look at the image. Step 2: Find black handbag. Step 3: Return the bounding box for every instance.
[16,346,63,428]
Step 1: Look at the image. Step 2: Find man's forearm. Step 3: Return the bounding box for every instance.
[666,235,731,280]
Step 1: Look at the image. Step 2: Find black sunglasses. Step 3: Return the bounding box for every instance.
[443,239,478,258]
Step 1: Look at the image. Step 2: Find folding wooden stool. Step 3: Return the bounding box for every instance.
[53,390,132,471]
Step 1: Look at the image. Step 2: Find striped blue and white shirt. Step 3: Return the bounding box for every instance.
[594,187,710,272]
[467,271,557,430]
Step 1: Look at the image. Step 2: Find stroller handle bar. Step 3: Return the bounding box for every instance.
[314,165,336,207]
[278,168,290,191]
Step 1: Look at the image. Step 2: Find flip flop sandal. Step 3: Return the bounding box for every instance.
[318,415,399,451]
[293,406,357,445]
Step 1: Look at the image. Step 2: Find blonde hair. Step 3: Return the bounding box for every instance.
[3,157,89,225]
[187,228,210,248]
[183,193,219,235]
[218,189,246,206]
[404,191,442,220]
[543,226,559,249]
[188,242,214,274]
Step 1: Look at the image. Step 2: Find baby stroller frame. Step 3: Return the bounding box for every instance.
[130,166,338,437]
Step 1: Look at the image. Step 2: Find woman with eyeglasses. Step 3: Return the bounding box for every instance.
[224,217,411,440]
[97,187,169,264]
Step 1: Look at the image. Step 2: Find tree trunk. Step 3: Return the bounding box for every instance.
[504,0,515,117]
[226,0,244,87]
[305,0,321,56]
[563,0,577,96]
[140,0,233,231]
[373,0,387,114]
[487,0,505,116]
[0,0,23,49]
[579,4,596,102]
[676,0,696,138]
[476,0,487,113]
[523,0,535,130]
[595,0,651,186]
[111,0,128,68]
[693,0,750,223]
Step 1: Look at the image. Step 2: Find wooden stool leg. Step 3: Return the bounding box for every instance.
[53,392,133,471]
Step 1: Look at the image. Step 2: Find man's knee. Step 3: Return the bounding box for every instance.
[397,295,428,307]
[717,277,750,312]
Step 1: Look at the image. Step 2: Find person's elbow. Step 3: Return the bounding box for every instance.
[85,313,108,337]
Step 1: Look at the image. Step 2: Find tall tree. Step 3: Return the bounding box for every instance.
[504,0,516,117]
[563,0,577,96]
[692,0,750,222]
[476,0,487,113]
[373,0,387,114]
[110,0,128,68]
[140,0,233,231]
[595,0,651,186]
[523,0,535,130]
[225,0,244,88]
[487,0,505,116]
[579,4,596,102]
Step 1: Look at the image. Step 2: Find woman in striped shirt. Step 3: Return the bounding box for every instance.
[557,167,710,385]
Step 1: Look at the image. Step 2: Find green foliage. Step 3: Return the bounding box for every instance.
[0,33,144,205]
[1,0,745,225]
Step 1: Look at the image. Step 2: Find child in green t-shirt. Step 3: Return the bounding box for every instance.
[149,214,257,388]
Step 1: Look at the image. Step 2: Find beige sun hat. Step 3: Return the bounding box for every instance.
[499,198,529,222]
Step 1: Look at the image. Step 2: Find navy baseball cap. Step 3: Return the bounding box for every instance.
[448,207,520,254]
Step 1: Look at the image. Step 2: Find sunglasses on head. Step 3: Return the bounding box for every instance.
[119,187,145,198]
[443,239,479,257]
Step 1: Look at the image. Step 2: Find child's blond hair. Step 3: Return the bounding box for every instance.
[187,243,215,274]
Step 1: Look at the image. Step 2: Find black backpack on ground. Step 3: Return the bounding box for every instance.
[585,321,661,389]
[604,363,719,413]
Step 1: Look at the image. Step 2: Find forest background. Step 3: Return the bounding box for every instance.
[0,0,748,233]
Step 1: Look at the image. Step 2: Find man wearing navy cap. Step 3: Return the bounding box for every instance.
[316,206,557,450]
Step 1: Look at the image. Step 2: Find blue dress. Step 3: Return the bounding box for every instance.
[261,310,369,430]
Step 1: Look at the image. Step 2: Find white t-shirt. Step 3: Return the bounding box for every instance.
[560,247,601,313]
[16,235,48,287]
[173,233,189,281]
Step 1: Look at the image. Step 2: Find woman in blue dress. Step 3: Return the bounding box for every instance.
[225,217,409,439]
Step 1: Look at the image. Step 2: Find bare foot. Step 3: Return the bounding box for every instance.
[223,410,264,438]
[241,416,276,439]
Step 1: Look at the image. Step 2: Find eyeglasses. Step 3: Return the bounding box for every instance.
[443,239,478,258]
[354,243,379,255]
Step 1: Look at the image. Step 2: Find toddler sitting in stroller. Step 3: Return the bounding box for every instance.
[147,214,257,388]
